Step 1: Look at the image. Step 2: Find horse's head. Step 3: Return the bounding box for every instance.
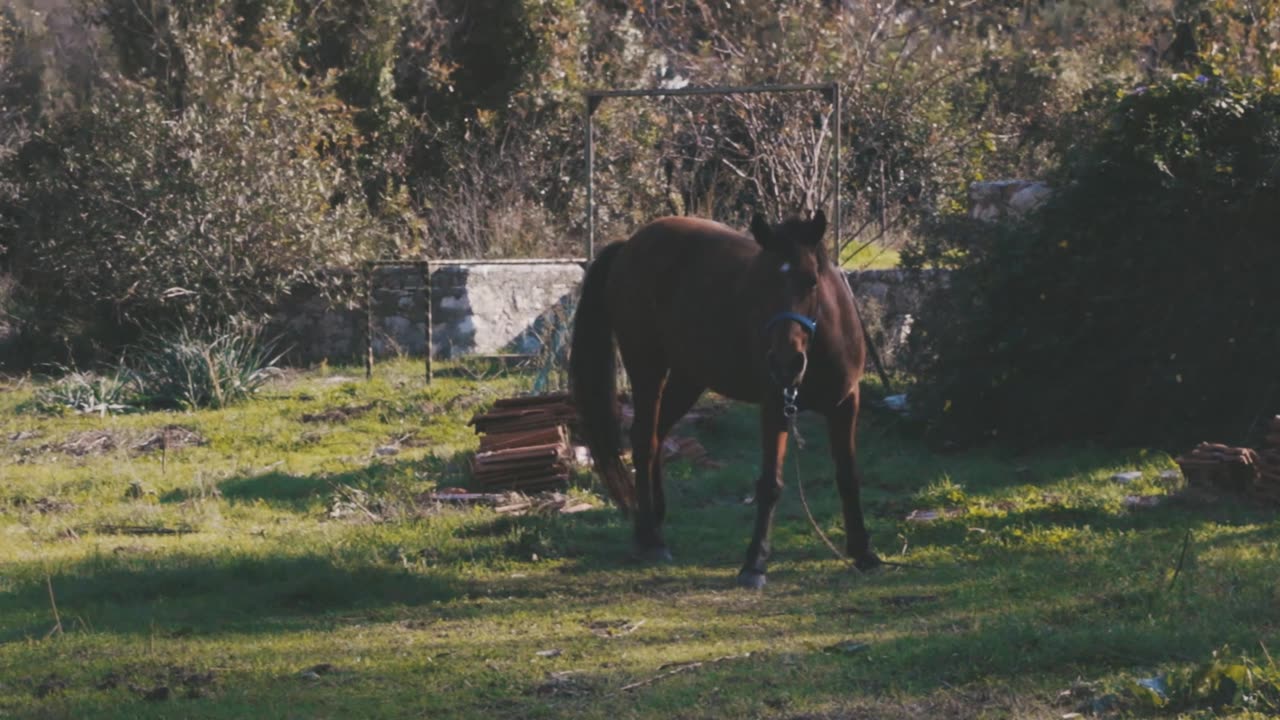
[749,209,830,393]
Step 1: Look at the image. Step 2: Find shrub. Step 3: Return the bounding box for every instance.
[1,14,395,360]
[136,323,285,410]
[33,365,140,416]
[905,75,1280,448]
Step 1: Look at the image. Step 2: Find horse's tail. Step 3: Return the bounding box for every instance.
[569,242,635,513]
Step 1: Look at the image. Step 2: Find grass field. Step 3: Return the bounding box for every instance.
[1,359,1277,719]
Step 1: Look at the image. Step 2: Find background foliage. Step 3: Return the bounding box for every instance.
[904,74,1280,448]
[3,0,1280,445]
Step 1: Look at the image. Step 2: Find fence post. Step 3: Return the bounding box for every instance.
[364,262,374,381]
[423,260,432,385]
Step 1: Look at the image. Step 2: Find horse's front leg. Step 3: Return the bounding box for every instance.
[827,390,882,570]
[737,407,789,589]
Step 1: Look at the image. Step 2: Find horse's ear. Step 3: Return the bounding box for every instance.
[805,209,827,246]
[750,213,774,249]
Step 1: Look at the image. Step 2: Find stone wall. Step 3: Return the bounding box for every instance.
[274,174,1066,367]
[273,261,584,364]
[273,260,938,370]
[846,268,947,367]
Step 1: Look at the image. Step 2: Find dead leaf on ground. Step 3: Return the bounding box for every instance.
[132,425,206,454]
[824,640,871,655]
[905,508,963,523]
[533,670,592,697]
[43,430,119,457]
[584,618,646,638]
[10,496,74,514]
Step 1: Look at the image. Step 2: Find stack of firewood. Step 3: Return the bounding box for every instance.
[468,392,577,435]
[1175,442,1259,494]
[469,395,576,492]
[1253,416,1280,504]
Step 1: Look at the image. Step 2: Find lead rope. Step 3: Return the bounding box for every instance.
[782,387,850,565]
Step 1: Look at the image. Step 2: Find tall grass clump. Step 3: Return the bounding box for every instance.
[33,365,140,415]
[137,323,286,410]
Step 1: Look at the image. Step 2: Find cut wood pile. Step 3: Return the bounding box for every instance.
[1175,416,1280,504]
[469,394,576,493]
[469,392,577,435]
[1255,415,1280,504]
[465,391,722,508]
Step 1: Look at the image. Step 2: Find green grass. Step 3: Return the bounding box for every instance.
[840,242,901,270]
[1,359,1278,718]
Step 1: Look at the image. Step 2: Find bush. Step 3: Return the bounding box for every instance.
[1,14,394,360]
[905,75,1280,448]
[136,323,285,410]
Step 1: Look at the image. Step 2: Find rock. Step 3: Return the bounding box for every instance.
[823,640,870,655]
[1111,471,1143,484]
[969,180,1052,222]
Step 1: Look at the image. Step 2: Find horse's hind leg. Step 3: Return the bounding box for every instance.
[627,369,672,561]
[651,375,704,526]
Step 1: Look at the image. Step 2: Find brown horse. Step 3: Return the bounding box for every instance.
[569,210,883,589]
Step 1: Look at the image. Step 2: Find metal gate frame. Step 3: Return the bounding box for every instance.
[583,82,843,260]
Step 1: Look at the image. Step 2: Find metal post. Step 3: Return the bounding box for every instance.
[364,263,374,381]
[423,260,432,385]
[585,95,598,260]
[832,82,842,261]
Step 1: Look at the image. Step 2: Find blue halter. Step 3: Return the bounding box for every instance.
[764,311,817,336]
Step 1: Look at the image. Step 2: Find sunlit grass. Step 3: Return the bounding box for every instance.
[1,359,1277,718]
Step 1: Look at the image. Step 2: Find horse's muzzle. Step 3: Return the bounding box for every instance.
[767,349,808,390]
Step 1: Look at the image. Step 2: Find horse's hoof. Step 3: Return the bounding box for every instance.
[854,552,883,572]
[736,570,767,590]
[634,545,673,563]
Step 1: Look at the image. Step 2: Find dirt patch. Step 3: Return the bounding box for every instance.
[93,664,217,701]
[445,393,488,413]
[301,403,376,424]
[132,425,207,454]
[382,430,430,450]
[786,683,1054,720]
[880,594,940,608]
[10,496,75,514]
[34,673,69,698]
[532,670,596,697]
[48,430,119,456]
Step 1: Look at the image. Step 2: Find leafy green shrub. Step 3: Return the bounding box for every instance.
[137,323,285,410]
[33,365,140,416]
[1,13,395,360]
[905,75,1280,448]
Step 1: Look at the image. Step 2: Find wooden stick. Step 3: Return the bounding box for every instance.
[45,572,63,638]
[620,653,751,692]
[1167,529,1192,593]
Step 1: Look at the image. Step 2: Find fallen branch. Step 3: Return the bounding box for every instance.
[95,525,185,536]
[620,652,752,692]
